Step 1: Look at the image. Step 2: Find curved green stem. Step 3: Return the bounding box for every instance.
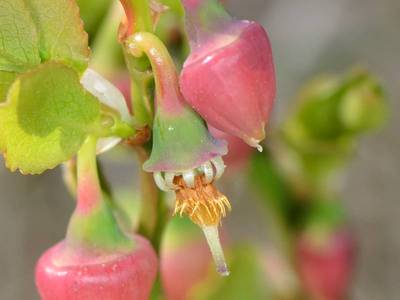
[62,159,77,197]
[111,117,136,138]
[126,32,185,115]
[120,0,154,127]
[66,136,133,251]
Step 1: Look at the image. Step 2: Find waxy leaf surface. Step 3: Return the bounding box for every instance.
[0,0,89,100]
[0,0,41,72]
[0,71,16,101]
[0,63,100,174]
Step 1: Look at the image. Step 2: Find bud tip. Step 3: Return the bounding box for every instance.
[247,138,263,152]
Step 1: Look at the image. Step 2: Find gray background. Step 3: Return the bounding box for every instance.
[0,0,399,299]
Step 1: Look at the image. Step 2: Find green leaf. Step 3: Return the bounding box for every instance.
[0,71,16,101]
[0,0,41,72]
[76,0,111,38]
[0,63,100,174]
[0,0,89,73]
[27,0,90,72]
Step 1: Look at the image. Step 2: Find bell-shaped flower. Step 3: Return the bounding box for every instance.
[126,32,231,276]
[179,0,276,149]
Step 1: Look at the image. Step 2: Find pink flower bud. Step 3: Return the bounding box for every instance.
[179,0,276,148]
[296,230,355,300]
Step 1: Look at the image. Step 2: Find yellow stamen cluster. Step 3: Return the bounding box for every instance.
[174,176,231,226]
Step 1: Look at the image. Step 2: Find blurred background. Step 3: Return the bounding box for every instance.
[0,0,399,299]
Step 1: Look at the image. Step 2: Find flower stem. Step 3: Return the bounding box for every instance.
[66,136,133,251]
[125,32,186,114]
[120,0,155,127]
[75,136,103,213]
[135,146,169,252]
[134,145,169,299]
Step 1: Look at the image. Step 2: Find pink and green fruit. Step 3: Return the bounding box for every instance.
[36,234,157,300]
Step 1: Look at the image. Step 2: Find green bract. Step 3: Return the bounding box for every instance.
[0,63,100,174]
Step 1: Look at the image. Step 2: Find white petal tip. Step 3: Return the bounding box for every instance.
[182,170,196,188]
[153,172,170,192]
[96,137,121,154]
[211,156,225,179]
[247,138,263,152]
[81,69,131,154]
[80,68,130,122]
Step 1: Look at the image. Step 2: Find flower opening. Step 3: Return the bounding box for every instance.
[174,175,231,226]
[153,156,231,276]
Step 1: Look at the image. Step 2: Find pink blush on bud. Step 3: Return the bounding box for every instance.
[182,0,202,9]
[180,21,276,147]
[76,176,102,214]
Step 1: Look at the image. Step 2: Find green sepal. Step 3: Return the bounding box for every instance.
[340,73,387,133]
[143,107,227,172]
[67,193,134,251]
